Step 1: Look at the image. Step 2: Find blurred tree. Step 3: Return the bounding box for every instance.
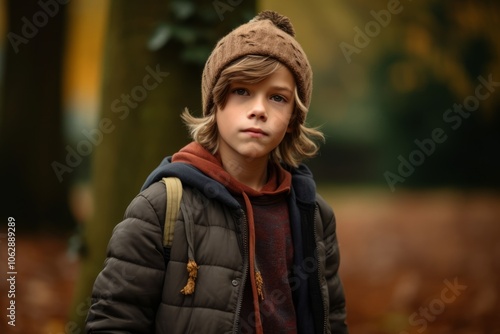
[371,0,500,189]
[0,1,73,229]
[69,0,255,329]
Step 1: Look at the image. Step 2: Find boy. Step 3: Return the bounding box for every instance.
[86,10,348,334]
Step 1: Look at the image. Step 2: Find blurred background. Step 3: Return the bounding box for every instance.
[0,0,499,333]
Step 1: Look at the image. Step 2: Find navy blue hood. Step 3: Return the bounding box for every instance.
[141,156,240,209]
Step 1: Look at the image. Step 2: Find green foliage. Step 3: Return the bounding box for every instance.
[148,0,254,65]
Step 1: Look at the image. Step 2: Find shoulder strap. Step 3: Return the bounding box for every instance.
[162,177,182,248]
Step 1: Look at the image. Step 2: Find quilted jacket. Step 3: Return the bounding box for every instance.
[86,158,348,333]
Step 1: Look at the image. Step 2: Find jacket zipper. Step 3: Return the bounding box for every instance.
[313,203,328,334]
[233,209,249,333]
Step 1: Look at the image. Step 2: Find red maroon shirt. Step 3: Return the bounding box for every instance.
[238,193,297,334]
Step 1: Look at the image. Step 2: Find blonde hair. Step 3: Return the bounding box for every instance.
[182,55,324,167]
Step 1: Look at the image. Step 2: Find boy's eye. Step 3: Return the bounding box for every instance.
[233,88,248,96]
[271,95,286,103]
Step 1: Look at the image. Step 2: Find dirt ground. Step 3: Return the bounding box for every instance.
[328,187,500,334]
[1,188,499,333]
[0,232,79,334]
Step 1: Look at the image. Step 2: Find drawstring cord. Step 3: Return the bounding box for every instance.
[180,259,199,295]
[255,269,265,301]
[243,192,265,334]
[179,200,199,296]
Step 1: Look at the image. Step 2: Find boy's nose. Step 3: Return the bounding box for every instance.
[248,97,267,121]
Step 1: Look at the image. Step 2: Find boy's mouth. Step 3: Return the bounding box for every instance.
[242,128,268,137]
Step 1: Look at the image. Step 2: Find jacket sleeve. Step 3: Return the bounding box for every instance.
[317,194,349,333]
[86,182,167,333]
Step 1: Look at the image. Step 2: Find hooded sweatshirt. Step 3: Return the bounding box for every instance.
[171,142,296,333]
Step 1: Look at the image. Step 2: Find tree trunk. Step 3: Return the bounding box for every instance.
[0,0,73,230]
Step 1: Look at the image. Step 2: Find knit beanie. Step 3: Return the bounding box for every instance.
[201,10,312,120]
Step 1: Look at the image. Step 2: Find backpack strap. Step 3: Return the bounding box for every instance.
[162,177,182,248]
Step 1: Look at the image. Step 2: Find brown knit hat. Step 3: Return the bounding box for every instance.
[201,11,312,120]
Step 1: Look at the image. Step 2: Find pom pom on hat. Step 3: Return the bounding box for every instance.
[250,10,295,37]
[202,10,312,119]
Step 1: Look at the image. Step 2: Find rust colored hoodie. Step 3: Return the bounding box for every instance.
[173,142,296,333]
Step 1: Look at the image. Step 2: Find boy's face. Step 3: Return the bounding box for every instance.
[215,66,295,164]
